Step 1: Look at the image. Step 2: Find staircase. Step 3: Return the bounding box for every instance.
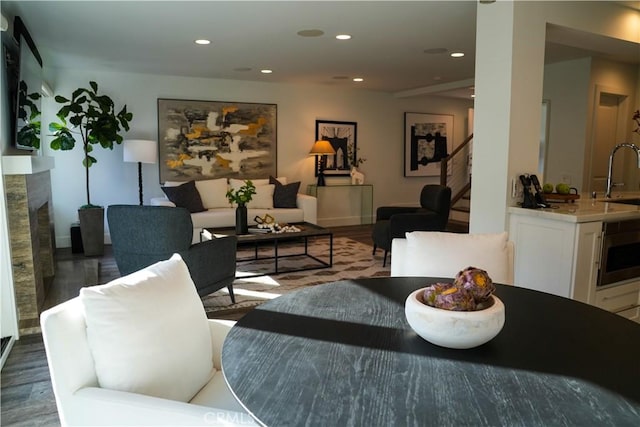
[440,134,473,233]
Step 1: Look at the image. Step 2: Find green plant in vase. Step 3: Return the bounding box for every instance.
[16,80,42,149]
[48,81,133,255]
[226,180,256,234]
[226,180,257,206]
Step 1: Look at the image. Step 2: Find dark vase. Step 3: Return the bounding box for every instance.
[236,204,248,234]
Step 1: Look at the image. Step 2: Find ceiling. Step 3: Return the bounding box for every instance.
[1,1,639,99]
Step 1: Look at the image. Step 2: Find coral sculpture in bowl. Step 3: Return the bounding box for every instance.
[405,267,505,349]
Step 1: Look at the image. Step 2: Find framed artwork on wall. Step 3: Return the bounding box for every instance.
[157,98,277,183]
[315,120,357,177]
[404,112,453,177]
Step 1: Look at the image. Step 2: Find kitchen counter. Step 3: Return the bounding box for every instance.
[508,192,640,323]
[508,192,640,223]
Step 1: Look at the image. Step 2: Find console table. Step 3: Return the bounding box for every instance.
[223,277,640,426]
[307,184,373,225]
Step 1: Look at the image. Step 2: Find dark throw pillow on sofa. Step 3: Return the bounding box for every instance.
[270,176,300,208]
[161,181,206,213]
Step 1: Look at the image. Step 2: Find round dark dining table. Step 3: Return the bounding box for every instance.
[222,277,640,426]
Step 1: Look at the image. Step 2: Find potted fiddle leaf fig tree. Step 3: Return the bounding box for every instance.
[49,81,133,256]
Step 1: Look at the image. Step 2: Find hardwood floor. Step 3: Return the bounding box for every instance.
[0,224,375,426]
[0,222,466,425]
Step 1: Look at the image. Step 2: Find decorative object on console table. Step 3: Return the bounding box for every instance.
[157,98,277,182]
[48,81,133,256]
[347,138,366,184]
[350,167,364,185]
[309,140,336,186]
[315,120,357,177]
[404,112,452,177]
[226,180,256,234]
[123,139,157,205]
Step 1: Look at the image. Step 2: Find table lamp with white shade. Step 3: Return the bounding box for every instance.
[123,139,157,205]
[309,140,336,186]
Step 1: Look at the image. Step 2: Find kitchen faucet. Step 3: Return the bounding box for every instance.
[605,143,640,198]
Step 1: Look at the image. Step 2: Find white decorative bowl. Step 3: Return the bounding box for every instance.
[405,288,505,349]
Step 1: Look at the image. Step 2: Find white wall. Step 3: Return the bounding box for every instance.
[586,58,640,193]
[541,57,638,196]
[472,1,639,233]
[542,57,591,189]
[41,67,472,247]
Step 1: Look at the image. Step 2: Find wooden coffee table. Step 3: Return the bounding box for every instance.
[201,222,333,277]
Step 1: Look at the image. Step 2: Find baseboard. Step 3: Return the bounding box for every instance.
[0,336,16,371]
[56,233,112,249]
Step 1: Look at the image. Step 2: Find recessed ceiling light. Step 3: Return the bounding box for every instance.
[261,69,273,74]
[450,52,465,58]
[471,94,476,98]
[336,34,352,40]
[353,77,364,82]
[297,29,324,37]
[195,39,210,45]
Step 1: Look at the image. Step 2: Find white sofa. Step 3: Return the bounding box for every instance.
[151,177,317,243]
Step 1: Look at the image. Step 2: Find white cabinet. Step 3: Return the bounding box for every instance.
[508,213,601,303]
[594,280,640,321]
[509,211,640,322]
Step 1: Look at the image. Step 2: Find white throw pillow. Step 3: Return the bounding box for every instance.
[247,184,275,209]
[195,178,229,209]
[79,254,214,403]
[229,179,282,209]
[403,231,510,284]
[229,177,286,188]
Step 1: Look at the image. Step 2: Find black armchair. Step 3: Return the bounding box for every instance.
[107,205,237,301]
[371,185,451,266]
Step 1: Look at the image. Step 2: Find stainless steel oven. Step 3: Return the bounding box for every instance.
[598,219,640,286]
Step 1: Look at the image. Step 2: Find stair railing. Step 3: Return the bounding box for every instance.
[440,133,473,206]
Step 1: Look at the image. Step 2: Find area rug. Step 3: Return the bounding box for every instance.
[203,237,390,318]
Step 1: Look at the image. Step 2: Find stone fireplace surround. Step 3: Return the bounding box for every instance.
[4,157,56,335]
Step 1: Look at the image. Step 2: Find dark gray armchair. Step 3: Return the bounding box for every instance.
[371,185,451,266]
[107,205,237,301]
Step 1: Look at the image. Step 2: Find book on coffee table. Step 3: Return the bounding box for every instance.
[247,227,270,234]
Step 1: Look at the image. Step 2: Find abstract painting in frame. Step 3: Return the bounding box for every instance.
[157,98,277,182]
[404,112,453,177]
[315,119,357,177]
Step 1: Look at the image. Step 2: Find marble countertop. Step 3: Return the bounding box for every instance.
[508,192,640,223]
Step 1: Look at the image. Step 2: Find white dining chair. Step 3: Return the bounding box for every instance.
[390,231,515,285]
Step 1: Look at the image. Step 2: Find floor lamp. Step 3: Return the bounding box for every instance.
[309,140,336,186]
[123,139,157,205]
